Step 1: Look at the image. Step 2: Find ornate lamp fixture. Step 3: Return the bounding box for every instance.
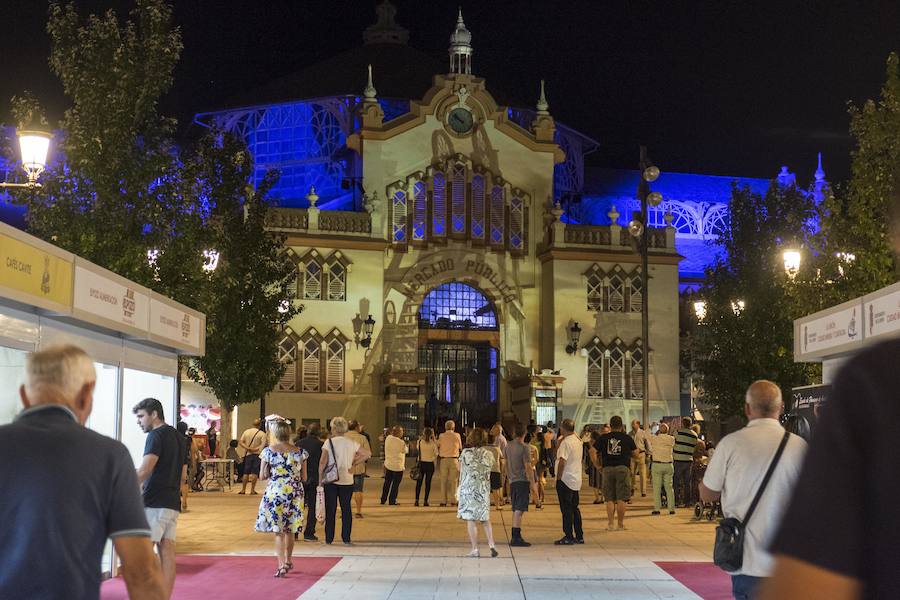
[1,127,53,189]
[782,249,801,280]
[565,321,582,354]
[360,314,376,348]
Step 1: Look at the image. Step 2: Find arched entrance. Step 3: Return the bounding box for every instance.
[417,282,499,429]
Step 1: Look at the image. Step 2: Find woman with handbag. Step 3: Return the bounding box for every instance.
[318,416,372,545]
[414,427,437,506]
[254,420,307,578]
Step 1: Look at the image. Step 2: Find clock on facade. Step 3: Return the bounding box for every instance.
[447,107,474,134]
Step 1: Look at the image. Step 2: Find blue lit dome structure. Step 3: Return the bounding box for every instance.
[191,3,828,285]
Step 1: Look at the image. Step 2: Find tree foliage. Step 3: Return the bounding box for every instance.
[690,184,819,419]
[9,0,299,410]
[185,133,300,411]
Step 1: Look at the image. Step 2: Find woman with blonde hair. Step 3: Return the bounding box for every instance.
[415,427,437,506]
[457,427,498,557]
[255,420,307,577]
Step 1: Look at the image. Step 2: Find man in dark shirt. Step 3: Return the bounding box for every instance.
[761,339,900,599]
[0,345,163,599]
[134,397,185,599]
[504,423,536,546]
[297,422,325,541]
[597,415,638,530]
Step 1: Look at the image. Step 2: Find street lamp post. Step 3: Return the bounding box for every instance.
[630,146,661,427]
[1,127,53,189]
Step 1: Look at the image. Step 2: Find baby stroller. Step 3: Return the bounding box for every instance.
[690,461,722,521]
[693,498,723,521]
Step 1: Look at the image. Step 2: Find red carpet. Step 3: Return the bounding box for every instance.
[101,555,341,600]
[655,562,732,600]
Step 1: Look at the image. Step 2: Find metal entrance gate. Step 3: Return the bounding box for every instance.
[419,343,498,429]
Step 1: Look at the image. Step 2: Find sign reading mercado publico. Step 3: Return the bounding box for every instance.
[795,279,900,362]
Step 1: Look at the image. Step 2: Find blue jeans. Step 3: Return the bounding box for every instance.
[731,574,764,600]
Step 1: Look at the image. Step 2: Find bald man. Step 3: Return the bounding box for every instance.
[699,380,807,600]
[0,345,164,599]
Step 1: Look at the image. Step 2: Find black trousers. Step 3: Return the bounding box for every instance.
[303,481,318,537]
[414,461,435,503]
[324,483,353,544]
[674,462,693,506]
[381,469,403,504]
[556,480,583,540]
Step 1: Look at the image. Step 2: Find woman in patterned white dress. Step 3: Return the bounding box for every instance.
[457,427,498,557]
[255,421,307,577]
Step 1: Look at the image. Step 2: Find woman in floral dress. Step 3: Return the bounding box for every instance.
[255,420,307,577]
[457,428,498,558]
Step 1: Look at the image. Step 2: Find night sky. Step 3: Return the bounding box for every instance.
[5,1,900,184]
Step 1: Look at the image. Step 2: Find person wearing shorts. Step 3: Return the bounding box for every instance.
[239,419,266,495]
[596,415,638,531]
[504,423,535,546]
[134,397,185,598]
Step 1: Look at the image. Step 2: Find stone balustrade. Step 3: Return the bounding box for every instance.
[319,210,372,234]
[265,207,373,237]
[552,220,676,252]
[266,208,309,231]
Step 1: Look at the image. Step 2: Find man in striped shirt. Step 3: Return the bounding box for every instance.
[673,417,699,508]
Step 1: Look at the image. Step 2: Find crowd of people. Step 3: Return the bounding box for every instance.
[6,342,900,600]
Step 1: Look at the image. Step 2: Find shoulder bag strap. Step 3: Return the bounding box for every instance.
[743,430,791,526]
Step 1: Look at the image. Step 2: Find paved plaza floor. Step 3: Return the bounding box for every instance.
[172,468,721,600]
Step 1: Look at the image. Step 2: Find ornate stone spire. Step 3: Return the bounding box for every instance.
[358,64,384,128]
[531,79,555,142]
[363,64,378,103]
[536,80,549,115]
[814,152,826,182]
[812,152,828,204]
[449,8,473,75]
[363,1,409,45]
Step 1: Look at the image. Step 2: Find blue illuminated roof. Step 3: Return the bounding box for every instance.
[584,168,770,204]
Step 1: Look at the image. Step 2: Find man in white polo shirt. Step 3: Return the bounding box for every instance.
[700,380,807,600]
[553,418,584,545]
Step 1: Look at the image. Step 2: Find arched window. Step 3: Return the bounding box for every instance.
[605,266,626,313]
[324,251,350,302]
[585,339,604,398]
[300,330,323,393]
[324,331,348,393]
[490,184,505,247]
[628,267,643,313]
[703,204,730,238]
[412,180,427,242]
[629,339,644,400]
[300,250,323,300]
[418,282,498,330]
[276,328,300,392]
[391,189,407,245]
[432,171,447,237]
[281,249,300,299]
[471,173,485,240]
[607,340,626,399]
[509,191,525,252]
[585,264,604,311]
[451,162,466,236]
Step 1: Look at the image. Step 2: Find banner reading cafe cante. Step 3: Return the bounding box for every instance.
[0,230,73,311]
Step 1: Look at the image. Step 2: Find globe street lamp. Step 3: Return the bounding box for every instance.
[1,127,53,189]
[628,145,662,426]
[693,300,707,322]
[782,249,801,280]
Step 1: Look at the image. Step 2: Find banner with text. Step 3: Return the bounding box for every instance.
[73,265,150,332]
